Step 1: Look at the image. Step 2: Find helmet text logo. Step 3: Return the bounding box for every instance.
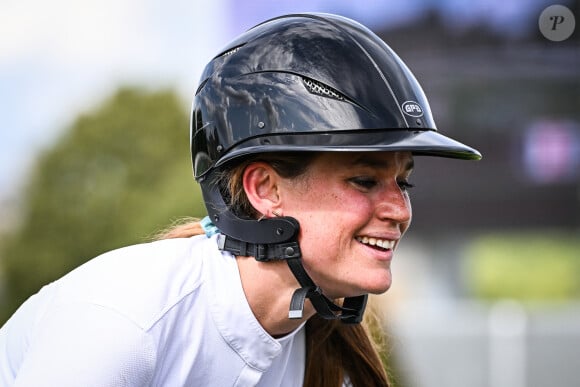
[402,101,424,117]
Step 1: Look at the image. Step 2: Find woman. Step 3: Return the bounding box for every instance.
[0,13,481,387]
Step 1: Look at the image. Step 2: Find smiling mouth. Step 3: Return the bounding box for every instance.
[355,236,395,251]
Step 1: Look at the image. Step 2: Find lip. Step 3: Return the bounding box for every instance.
[355,238,395,261]
[356,233,400,245]
[356,231,402,241]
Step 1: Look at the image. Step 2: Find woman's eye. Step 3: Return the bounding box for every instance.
[398,180,415,191]
[350,177,377,190]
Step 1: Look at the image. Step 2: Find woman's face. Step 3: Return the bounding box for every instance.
[278,151,413,299]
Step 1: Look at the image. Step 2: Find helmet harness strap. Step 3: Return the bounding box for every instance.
[216,232,367,324]
[286,257,368,324]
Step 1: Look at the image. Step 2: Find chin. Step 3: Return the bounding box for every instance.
[362,273,393,295]
[369,283,392,295]
[334,278,392,299]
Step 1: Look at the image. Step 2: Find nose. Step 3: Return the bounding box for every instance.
[375,182,412,226]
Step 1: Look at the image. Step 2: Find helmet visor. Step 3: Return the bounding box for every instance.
[214,129,481,170]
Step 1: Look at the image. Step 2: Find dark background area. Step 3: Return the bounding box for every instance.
[377,3,579,234]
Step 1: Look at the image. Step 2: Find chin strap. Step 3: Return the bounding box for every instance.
[204,217,367,324]
[286,257,367,324]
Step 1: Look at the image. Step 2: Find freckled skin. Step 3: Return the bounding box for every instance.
[277,151,413,299]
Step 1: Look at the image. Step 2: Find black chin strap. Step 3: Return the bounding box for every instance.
[286,257,367,324]
[216,233,367,324]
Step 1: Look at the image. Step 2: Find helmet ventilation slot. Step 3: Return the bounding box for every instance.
[302,77,346,101]
[216,43,246,58]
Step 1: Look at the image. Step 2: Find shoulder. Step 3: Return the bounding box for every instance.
[47,235,220,329]
[0,236,228,385]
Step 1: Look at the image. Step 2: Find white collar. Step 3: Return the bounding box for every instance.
[204,235,305,372]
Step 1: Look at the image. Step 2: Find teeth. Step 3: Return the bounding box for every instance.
[356,236,395,250]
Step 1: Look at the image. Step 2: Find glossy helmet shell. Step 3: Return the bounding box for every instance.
[191,13,481,180]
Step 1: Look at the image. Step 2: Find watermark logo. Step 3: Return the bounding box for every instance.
[401,101,423,117]
[538,5,576,42]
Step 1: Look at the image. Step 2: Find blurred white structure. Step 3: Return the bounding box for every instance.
[382,239,580,387]
[387,300,580,387]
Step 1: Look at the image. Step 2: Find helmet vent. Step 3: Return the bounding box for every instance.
[217,43,246,58]
[223,47,240,56]
[302,77,345,101]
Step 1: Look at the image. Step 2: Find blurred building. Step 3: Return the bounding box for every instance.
[377,7,580,235]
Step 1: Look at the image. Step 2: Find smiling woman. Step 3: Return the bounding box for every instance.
[268,152,414,299]
[0,12,480,387]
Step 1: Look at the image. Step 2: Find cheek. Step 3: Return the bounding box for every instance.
[296,194,373,256]
[292,184,373,227]
[284,179,375,251]
[318,183,372,213]
[295,189,371,230]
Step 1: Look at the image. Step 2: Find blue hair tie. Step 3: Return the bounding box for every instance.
[200,216,220,238]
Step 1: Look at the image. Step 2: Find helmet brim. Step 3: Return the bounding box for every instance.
[215,129,481,170]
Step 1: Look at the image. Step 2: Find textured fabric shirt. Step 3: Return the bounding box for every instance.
[0,235,306,386]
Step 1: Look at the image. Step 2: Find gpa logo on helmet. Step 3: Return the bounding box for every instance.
[401,101,424,117]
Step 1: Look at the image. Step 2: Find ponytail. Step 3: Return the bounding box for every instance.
[152,217,205,239]
[304,304,389,387]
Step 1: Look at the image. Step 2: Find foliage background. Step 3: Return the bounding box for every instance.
[0,88,206,322]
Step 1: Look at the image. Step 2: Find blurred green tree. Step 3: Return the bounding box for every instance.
[0,87,205,323]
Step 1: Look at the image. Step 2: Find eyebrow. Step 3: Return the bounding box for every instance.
[350,154,414,171]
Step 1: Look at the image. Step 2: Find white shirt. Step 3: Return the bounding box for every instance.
[0,235,306,386]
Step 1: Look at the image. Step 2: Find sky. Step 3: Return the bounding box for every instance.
[0,0,558,208]
[0,0,230,205]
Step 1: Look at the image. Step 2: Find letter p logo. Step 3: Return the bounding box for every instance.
[550,15,565,30]
[539,5,575,41]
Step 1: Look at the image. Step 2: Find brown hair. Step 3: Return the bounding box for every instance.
[157,153,390,386]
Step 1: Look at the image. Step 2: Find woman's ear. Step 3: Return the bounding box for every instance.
[242,162,282,216]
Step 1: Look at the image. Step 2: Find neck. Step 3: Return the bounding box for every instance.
[236,256,316,337]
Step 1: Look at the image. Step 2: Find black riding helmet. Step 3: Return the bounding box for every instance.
[191,13,481,323]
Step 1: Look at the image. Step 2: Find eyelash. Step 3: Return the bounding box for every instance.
[398,180,415,191]
[350,177,415,191]
[350,177,377,189]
